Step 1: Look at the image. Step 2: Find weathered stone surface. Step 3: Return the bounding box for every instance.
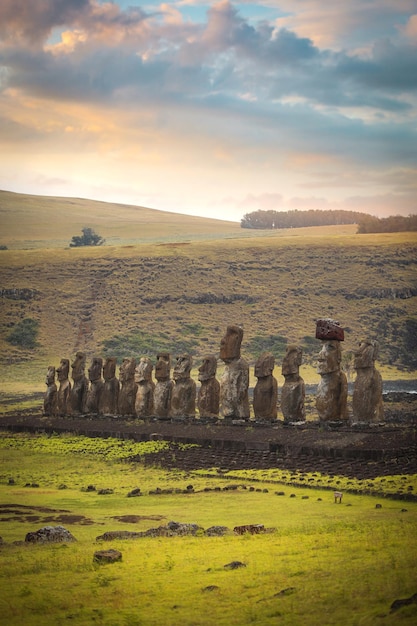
[118,357,137,416]
[198,355,220,418]
[44,366,58,417]
[352,340,384,423]
[154,353,173,418]
[57,358,71,416]
[99,357,119,416]
[25,525,76,543]
[253,352,277,420]
[224,561,246,569]
[69,352,88,415]
[204,526,229,536]
[234,524,265,535]
[171,354,196,419]
[93,549,122,564]
[219,326,249,420]
[281,345,305,423]
[316,340,348,422]
[86,357,104,414]
[135,357,155,418]
[316,318,345,341]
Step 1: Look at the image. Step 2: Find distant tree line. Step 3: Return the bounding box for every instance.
[240,209,368,229]
[357,214,417,234]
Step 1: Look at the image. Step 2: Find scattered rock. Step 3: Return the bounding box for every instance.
[127,488,141,498]
[94,549,122,564]
[98,488,114,495]
[205,526,229,536]
[274,587,296,597]
[25,526,76,544]
[8,478,15,485]
[202,585,220,592]
[375,503,382,509]
[224,561,246,570]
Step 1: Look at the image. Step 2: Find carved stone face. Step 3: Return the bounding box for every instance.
[282,345,302,376]
[103,357,117,381]
[57,359,70,381]
[88,357,103,382]
[198,355,217,381]
[71,352,86,381]
[46,366,56,385]
[155,354,170,382]
[174,354,192,381]
[219,325,243,362]
[135,357,153,383]
[254,352,275,378]
[119,357,136,383]
[354,340,378,369]
[317,340,341,374]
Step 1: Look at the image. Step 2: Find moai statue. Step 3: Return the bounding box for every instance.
[118,357,137,417]
[43,366,58,417]
[135,357,155,419]
[315,319,348,422]
[198,355,220,419]
[171,354,196,419]
[253,352,277,420]
[99,357,119,416]
[69,351,89,415]
[56,358,71,416]
[154,353,173,418]
[85,356,104,415]
[352,340,384,423]
[219,325,250,420]
[281,345,305,423]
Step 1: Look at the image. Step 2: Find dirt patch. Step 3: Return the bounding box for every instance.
[0,504,94,525]
[111,514,166,523]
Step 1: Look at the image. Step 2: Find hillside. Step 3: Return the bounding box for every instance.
[0,192,416,391]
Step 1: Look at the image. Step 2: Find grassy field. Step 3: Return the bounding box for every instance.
[0,432,416,626]
[0,190,416,392]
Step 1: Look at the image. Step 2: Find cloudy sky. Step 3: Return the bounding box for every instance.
[1,1,416,221]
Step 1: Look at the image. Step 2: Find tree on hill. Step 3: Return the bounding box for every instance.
[70,227,105,247]
[240,209,368,229]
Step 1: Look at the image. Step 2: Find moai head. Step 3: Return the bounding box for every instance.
[174,354,192,381]
[88,357,103,383]
[198,355,217,382]
[135,357,153,383]
[354,340,379,370]
[119,357,136,383]
[155,353,170,382]
[219,325,243,363]
[103,357,117,381]
[46,366,56,385]
[317,340,342,375]
[71,352,86,381]
[57,358,70,382]
[254,352,275,379]
[282,345,303,377]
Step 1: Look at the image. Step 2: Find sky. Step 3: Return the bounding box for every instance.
[0,1,416,222]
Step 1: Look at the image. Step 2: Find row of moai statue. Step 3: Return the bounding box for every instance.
[44,321,383,423]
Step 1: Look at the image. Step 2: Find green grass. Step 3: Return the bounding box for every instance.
[0,432,416,625]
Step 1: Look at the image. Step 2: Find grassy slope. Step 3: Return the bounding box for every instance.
[0,190,416,390]
[0,433,416,626]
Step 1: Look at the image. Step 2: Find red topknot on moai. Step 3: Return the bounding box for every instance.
[315,319,348,422]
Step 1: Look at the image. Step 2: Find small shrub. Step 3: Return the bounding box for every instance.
[69,227,104,247]
[7,318,39,349]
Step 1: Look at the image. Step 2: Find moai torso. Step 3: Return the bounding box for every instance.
[57,358,71,416]
[118,358,137,416]
[352,340,384,423]
[315,331,348,422]
[99,357,119,416]
[135,357,155,419]
[281,345,305,422]
[70,352,89,415]
[44,366,58,417]
[198,355,220,419]
[253,352,277,420]
[86,357,104,414]
[154,353,173,418]
[171,354,196,419]
[219,326,250,420]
